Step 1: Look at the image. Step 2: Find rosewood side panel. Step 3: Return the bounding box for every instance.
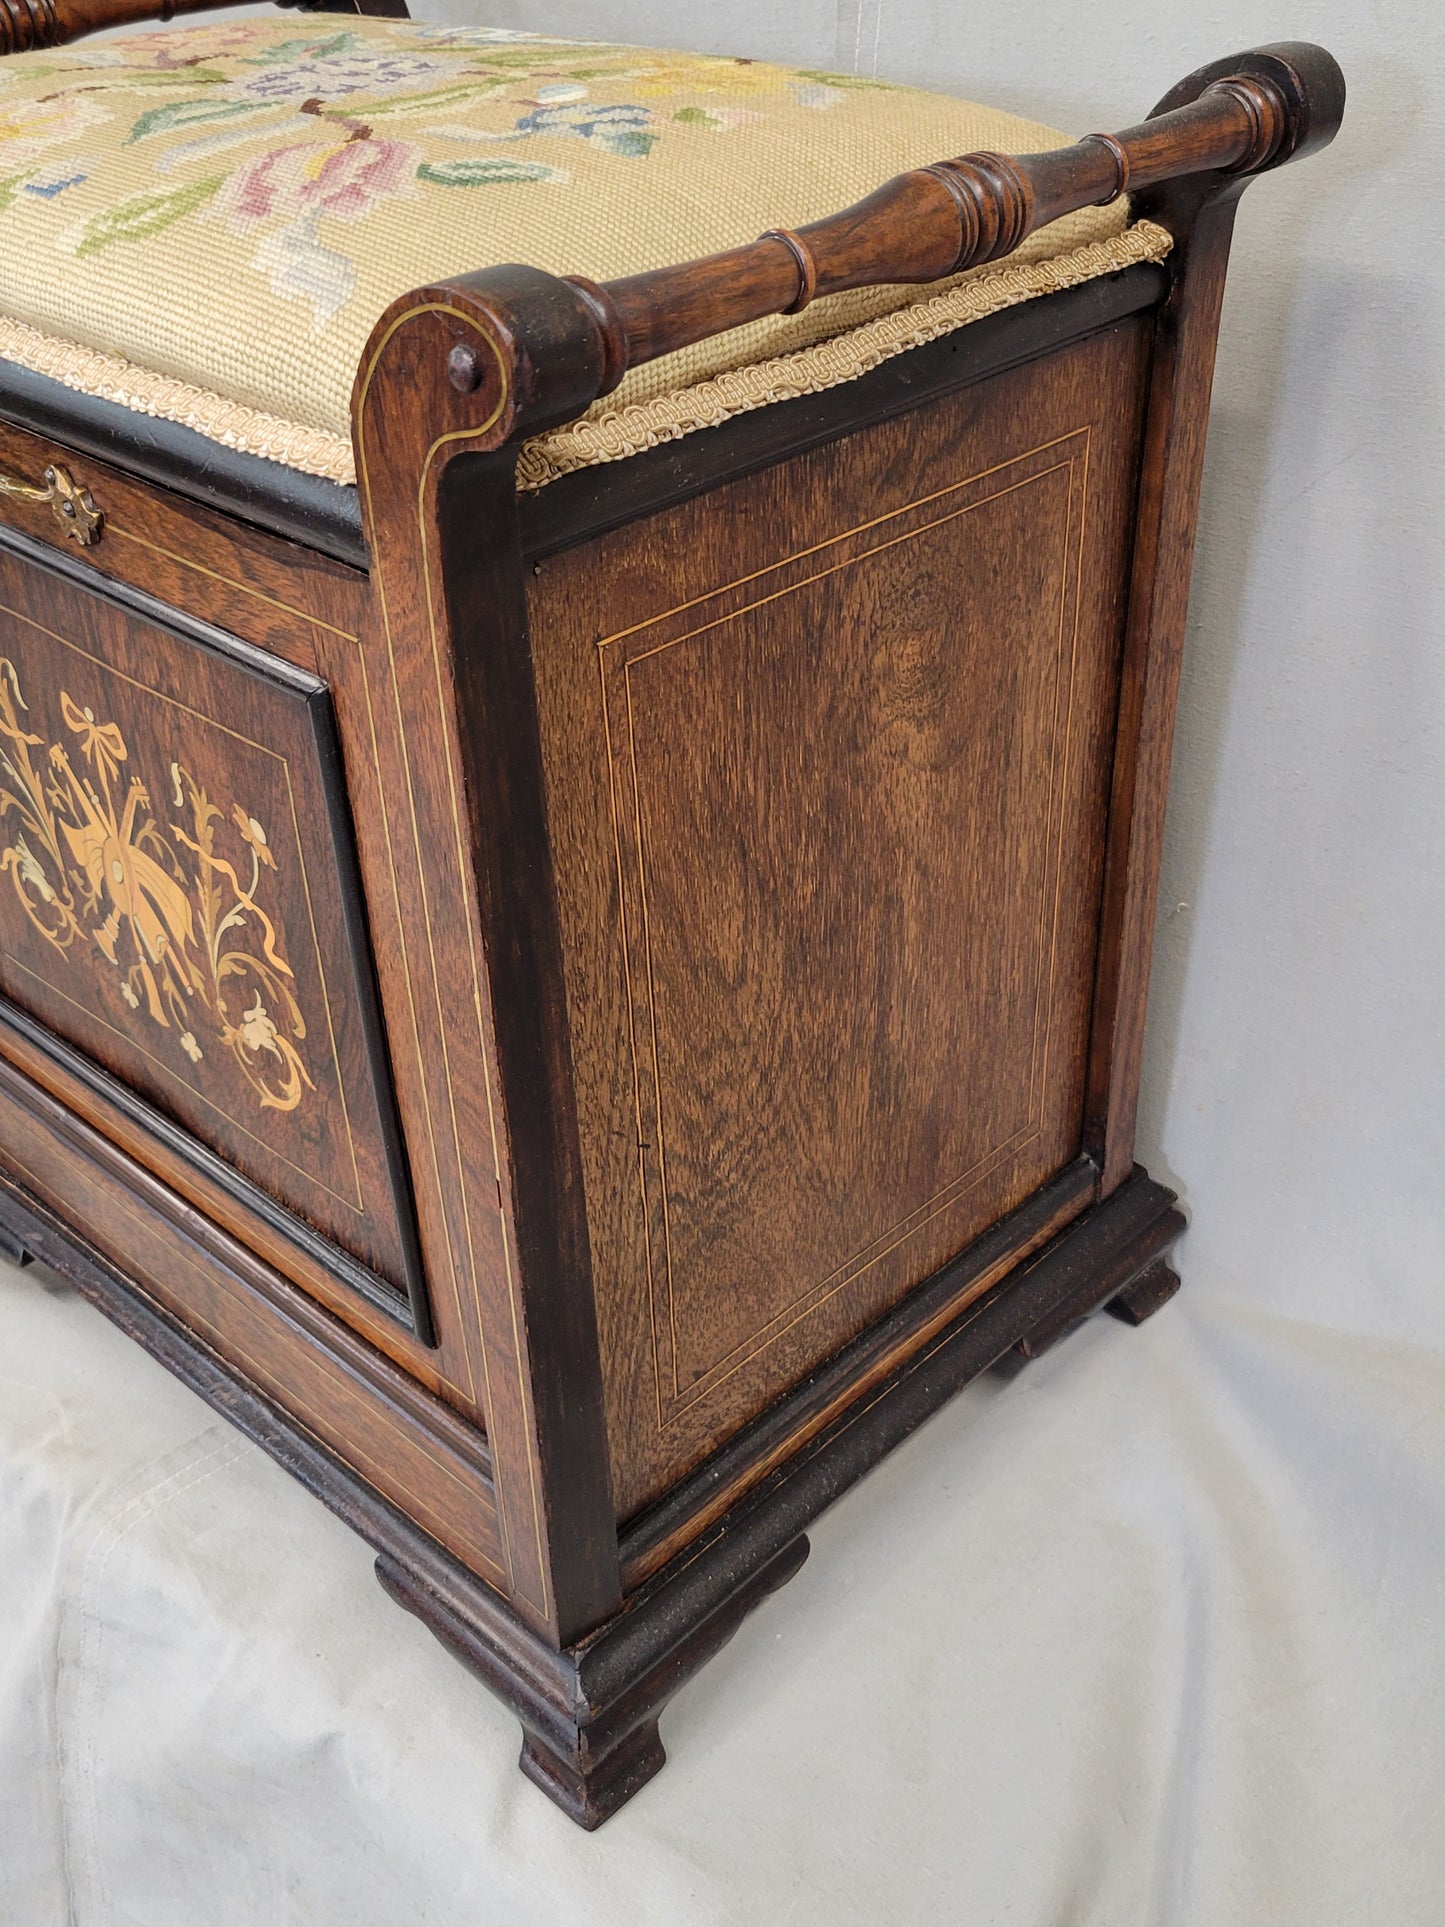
[528,320,1152,1515]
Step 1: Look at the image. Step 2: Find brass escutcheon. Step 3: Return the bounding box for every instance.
[0,461,103,546]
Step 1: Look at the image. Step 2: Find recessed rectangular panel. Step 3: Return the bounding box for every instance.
[605,441,1083,1402]
[0,529,423,1321]
[531,321,1152,1513]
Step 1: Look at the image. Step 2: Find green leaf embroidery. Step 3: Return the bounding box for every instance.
[73,175,222,256]
[241,32,361,66]
[672,106,712,124]
[0,174,32,215]
[356,81,506,118]
[126,96,266,143]
[465,46,612,70]
[110,68,232,87]
[416,157,567,187]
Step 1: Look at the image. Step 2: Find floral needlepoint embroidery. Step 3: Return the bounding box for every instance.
[0,18,905,342]
[513,102,656,157]
[416,157,568,187]
[229,47,455,107]
[222,138,419,227]
[794,83,847,110]
[22,161,88,199]
[0,94,110,173]
[219,136,417,324]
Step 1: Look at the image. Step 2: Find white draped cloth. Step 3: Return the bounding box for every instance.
[3,1251,1443,1924]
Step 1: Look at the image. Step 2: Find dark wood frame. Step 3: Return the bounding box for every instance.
[0,11,1343,1827]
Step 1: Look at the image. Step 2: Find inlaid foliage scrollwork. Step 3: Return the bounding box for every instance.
[0,658,314,1112]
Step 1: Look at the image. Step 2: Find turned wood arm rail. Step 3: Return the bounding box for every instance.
[0,2,1343,454]
[0,0,404,56]
[561,42,1344,394]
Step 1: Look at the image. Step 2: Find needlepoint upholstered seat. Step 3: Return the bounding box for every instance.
[0,18,1166,485]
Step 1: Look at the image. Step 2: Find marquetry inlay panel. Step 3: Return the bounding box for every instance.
[0,528,422,1311]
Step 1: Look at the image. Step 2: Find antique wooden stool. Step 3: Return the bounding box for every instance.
[0,5,1342,1825]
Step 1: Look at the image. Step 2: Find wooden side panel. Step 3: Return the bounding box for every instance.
[530,322,1151,1513]
[0,525,422,1316]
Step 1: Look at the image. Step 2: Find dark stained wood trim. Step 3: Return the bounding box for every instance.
[1081,43,1344,1191]
[0,361,366,570]
[0,996,413,1328]
[615,1157,1099,1588]
[519,263,1168,561]
[0,517,432,1337]
[0,0,406,53]
[1,1150,1181,1829]
[577,48,1341,385]
[1085,191,1242,1191]
[0,269,1166,578]
[438,452,622,1629]
[309,655,433,1340]
[351,267,623,1644]
[0,429,366,672]
[0,1000,464,1390]
[0,1063,505,1581]
[0,27,1342,1821]
[0,271,1166,578]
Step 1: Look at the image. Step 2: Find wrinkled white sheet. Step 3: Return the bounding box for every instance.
[3,1252,1443,1925]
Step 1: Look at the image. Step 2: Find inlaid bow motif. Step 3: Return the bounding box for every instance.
[0,660,313,1112]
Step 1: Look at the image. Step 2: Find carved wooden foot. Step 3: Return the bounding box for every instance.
[376,1531,809,1828]
[0,1218,32,1267]
[1013,1176,1185,1361]
[1107,1255,1181,1325]
[519,1718,667,1831]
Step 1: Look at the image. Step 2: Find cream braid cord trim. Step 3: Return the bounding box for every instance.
[0,315,356,484]
[0,221,1171,494]
[515,220,1173,491]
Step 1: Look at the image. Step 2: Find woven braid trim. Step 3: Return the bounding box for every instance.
[516,220,1173,491]
[0,314,355,483]
[0,221,1170,493]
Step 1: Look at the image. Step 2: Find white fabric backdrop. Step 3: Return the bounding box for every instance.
[6,1258,1445,1923]
[4,0,1443,1918]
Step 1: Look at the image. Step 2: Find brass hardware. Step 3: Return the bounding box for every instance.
[0,461,102,546]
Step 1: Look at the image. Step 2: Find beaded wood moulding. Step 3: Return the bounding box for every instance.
[0,4,1343,1828]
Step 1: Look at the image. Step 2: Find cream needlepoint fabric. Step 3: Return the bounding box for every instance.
[0,21,1165,485]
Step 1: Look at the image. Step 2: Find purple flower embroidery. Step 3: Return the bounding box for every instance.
[230,52,454,105]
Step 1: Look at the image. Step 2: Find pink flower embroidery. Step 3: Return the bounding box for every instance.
[221,137,417,230]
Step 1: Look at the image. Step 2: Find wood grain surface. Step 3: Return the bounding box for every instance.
[530,321,1151,1513]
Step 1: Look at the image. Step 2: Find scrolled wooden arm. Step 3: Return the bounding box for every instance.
[571,41,1344,392]
[0,0,403,56]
